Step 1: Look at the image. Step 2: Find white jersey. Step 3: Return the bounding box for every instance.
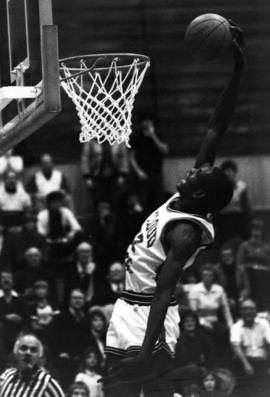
[106,193,215,357]
[124,193,214,297]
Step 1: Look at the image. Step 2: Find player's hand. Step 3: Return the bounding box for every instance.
[99,355,153,389]
[228,19,245,67]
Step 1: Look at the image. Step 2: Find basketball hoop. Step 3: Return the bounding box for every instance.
[59,53,150,147]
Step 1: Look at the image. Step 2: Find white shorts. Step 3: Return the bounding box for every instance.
[105,298,180,357]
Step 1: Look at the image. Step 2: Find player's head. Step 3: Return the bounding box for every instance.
[177,165,233,213]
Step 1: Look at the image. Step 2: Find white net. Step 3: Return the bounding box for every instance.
[59,54,150,147]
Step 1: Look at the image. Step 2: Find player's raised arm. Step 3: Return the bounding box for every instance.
[194,22,245,169]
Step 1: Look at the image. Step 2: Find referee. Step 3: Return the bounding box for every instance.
[0,334,64,397]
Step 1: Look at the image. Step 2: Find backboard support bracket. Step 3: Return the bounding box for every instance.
[0,24,61,155]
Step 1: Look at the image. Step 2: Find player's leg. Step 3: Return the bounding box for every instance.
[143,351,174,397]
[104,353,142,397]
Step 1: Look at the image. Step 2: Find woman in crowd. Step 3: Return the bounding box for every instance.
[75,346,104,397]
[173,310,216,395]
[189,264,233,360]
[88,309,107,368]
[236,218,270,311]
[199,371,225,397]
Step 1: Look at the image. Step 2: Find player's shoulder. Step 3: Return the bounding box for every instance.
[165,220,203,251]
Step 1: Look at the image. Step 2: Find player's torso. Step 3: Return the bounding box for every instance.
[124,193,214,295]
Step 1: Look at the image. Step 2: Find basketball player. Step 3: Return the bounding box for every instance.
[102,22,245,397]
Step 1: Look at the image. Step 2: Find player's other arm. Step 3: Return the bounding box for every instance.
[194,23,245,169]
[140,222,202,358]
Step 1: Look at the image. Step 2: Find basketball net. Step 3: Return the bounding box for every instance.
[59,54,150,147]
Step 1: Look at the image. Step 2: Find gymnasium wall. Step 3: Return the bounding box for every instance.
[25,155,270,215]
[24,0,270,159]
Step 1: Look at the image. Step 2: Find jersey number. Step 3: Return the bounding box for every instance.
[124,233,144,274]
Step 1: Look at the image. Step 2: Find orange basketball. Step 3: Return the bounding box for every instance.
[184,14,232,62]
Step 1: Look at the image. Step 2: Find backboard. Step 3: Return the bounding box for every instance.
[0,0,61,155]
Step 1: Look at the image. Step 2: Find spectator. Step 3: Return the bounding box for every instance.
[0,170,31,231]
[66,242,99,306]
[28,280,59,343]
[27,153,72,211]
[0,222,7,265]
[118,194,145,255]
[230,299,270,397]
[80,139,130,212]
[236,218,270,311]
[199,371,225,397]
[75,346,104,397]
[173,310,216,395]
[87,309,107,368]
[215,160,251,244]
[37,190,82,263]
[0,270,28,356]
[0,334,64,397]
[130,114,169,214]
[48,289,90,390]
[89,201,120,274]
[14,247,53,299]
[95,262,125,306]
[68,382,89,397]
[0,149,24,180]
[214,243,250,313]
[1,211,47,271]
[189,264,233,359]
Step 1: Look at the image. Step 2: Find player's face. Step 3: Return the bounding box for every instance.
[177,166,212,198]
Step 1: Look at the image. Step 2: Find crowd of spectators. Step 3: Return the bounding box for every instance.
[0,117,269,396]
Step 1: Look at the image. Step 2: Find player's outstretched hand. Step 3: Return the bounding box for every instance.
[228,19,245,67]
[99,355,153,389]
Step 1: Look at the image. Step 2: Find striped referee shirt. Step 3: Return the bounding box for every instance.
[0,367,64,397]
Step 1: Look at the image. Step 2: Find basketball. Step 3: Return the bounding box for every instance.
[184,14,232,62]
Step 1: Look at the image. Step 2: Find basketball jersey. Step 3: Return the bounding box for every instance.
[124,193,215,295]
